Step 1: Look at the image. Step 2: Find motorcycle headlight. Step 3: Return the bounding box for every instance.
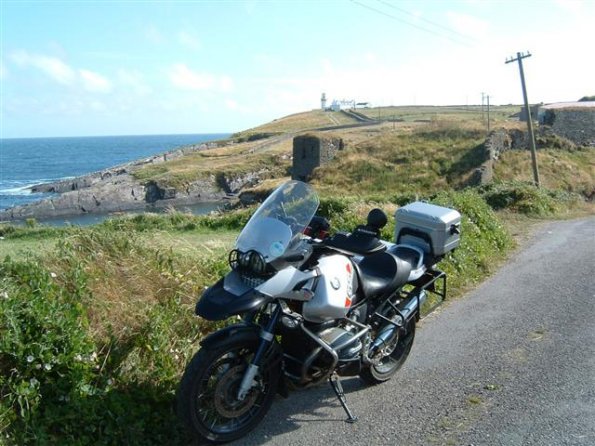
[229,249,267,276]
[247,250,266,275]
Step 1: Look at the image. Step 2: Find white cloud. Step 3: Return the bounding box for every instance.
[554,0,584,14]
[145,24,165,44]
[79,69,112,93]
[117,69,152,96]
[169,64,233,92]
[177,31,202,50]
[219,75,234,93]
[89,100,107,112]
[446,12,489,39]
[11,50,76,85]
[225,99,238,110]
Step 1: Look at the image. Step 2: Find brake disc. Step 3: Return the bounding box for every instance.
[213,365,260,418]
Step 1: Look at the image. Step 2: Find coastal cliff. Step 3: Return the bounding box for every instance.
[0,146,266,221]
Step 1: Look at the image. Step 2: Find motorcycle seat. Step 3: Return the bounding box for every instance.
[354,251,412,300]
[323,226,386,256]
[388,244,426,282]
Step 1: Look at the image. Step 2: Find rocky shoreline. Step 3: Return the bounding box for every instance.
[0,144,262,222]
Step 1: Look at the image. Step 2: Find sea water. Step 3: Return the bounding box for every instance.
[0,133,229,212]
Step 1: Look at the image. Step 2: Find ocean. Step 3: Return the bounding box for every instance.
[0,133,229,215]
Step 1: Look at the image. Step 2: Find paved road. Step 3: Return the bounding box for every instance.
[235,217,595,446]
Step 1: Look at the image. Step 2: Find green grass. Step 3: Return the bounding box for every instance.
[311,123,488,196]
[493,147,595,198]
[1,220,237,445]
[354,104,520,124]
[234,109,359,137]
[132,149,290,189]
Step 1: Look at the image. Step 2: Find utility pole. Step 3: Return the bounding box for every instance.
[487,95,491,133]
[481,92,485,123]
[506,51,540,187]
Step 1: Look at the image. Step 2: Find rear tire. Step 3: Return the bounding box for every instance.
[177,333,280,443]
[360,318,415,385]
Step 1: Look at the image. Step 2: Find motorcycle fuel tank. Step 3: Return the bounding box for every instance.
[303,254,358,323]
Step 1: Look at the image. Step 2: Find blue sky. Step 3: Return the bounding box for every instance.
[1,0,593,138]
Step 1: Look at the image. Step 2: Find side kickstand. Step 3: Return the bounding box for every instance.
[329,374,358,423]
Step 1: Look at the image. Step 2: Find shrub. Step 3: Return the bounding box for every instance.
[477,181,580,216]
[0,258,98,443]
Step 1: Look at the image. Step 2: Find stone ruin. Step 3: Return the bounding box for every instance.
[540,107,595,147]
[292,134,344,181]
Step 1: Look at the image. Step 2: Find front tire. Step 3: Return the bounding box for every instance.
[360,318,415,384]
[177,333,280,443]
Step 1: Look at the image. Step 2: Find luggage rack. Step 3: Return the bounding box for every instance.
[403,268,447,319]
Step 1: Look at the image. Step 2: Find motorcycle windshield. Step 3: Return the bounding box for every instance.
[236,180,319,262]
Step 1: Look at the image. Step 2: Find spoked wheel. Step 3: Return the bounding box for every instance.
[360,318,416,384]
[177,334,280,443]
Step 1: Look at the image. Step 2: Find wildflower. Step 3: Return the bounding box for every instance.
[89,352,98,362]
[26,355,34,363]
[74,354,82,361]
[107,378,114,386]
[30,378,39,386]
[50,272,57,278]
[44,363,52,371]
[0,291,8,299]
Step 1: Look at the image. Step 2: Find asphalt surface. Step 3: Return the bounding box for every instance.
[232,217,595,446]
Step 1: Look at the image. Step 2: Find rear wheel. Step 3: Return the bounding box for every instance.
[177,334,280,443]
[360,318,415,384]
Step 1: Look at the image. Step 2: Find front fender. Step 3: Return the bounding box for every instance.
[199,323,260,348]
[196,277,271,321]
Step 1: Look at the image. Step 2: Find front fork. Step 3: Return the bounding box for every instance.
[237,304,282,400]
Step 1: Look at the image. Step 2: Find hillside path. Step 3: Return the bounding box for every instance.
[232,217,595,446]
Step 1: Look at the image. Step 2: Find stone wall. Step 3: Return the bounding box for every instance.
[292,134,343,181]
[519,105,541,122]
[546,108,595,146]
[470,128,531,186]
[485,128,527,160]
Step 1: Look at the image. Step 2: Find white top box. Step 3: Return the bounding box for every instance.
[395,202,461,257]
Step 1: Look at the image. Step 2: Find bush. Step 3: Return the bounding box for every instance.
[429,190,514,294]
[0,259,98,443]
[477,181,579,216]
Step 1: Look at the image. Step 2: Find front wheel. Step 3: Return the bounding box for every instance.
[360,318,415,385]
[177,333,280,443]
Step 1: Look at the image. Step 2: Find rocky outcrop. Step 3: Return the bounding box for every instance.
[0,147,269,221]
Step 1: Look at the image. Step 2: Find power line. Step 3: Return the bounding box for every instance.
[376,0,475,44]
[349,0,472,47]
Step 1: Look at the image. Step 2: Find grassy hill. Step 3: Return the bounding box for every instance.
[130,106,489,189]
[131,104,593,201]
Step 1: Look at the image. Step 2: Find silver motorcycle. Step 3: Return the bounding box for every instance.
[177,180,461,443]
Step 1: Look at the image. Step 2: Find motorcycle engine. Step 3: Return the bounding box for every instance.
[317,326,362,360]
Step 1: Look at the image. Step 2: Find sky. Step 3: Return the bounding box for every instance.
[1,0,594,138]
